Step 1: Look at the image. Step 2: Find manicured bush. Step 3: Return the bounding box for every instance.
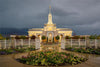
[15,35,28,39]
[55,35,60,40]
[65,36,71,39]
[42,36,46,40]
[18,51,88,66]
[89,34,97,39]
[89,34,100,39]
[15,36,20,39]
[72,36,80,39]
[0,34,5,40]
[20,36,28,39]
[31,35,36,39]
[80,37,85,39]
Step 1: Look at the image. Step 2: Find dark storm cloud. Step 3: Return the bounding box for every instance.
[51,0,100,34]
[0,0,50,28]
[52,7,78,17]
[0,0,100,35]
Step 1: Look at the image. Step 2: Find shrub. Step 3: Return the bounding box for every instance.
[72,36,80,39]
[20,36,28,39]
[15,36,20,39]
[55,35,60,40]
[42,36,46,40]
[0,34,5,40]
[65,36,71,39]
[89,35,97,39]
[80,37,85,39]
[15,35,29,39]
[31,35,36,39]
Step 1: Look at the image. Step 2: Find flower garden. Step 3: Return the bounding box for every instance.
[65,47,100,55]
[18,50,88,66]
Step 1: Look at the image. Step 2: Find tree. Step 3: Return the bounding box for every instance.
[97,35,100,39]
[42,36,46,40]
[0,34,5,40]
[80,37,85,39]
[31,35,36,39]
[55,35,60,40]
[15,36,20,39]
[89,34,97,39]
[6,36,10,40]
[72,36,80,39]
[20,35,28,39]
[65,36,71,39]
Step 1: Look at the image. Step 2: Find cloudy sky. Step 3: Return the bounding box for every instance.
[0,0,100,35]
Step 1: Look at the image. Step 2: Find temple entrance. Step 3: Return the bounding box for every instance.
[47,32,53,42]
[48,33,53,42]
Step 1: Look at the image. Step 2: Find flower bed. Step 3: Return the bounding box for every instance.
[0,47,35,55]
[18,51,88,66]
[65,47,100,55]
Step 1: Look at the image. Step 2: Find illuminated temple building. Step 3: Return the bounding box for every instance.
[28,6,73,42]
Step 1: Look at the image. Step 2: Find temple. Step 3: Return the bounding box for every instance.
[28,6,73,42]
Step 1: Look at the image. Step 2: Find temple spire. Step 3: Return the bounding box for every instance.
[47,5,53,24]
[49,6,51,14]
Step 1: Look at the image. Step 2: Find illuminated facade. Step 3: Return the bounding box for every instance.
[28,6,73,42]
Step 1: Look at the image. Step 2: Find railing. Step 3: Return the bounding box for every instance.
[0,39,36,49]
[64,39,100,48]
[1,39,100,49]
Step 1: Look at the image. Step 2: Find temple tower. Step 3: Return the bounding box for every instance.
[47,6,53,24]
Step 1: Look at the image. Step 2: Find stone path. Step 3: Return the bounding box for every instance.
[0,51,100,67]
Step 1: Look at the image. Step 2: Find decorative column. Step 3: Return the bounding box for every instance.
[14,39,16,48]
[0,40,1,49]
[61,38,65,49]
[5,39,7,49]
[35,35,40,50]
[71,38,72,47]
[39,35,42,51]
[79,39,80,48]
[95,39,97,49]
[85,39,86,48]
[59,34,62,43]
[28,37,31,47]
[86,38,90,48]
[21,39,23,47]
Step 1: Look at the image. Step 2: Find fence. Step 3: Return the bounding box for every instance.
[1,39,100,49]
[0,39,37,49]
[64,39,100,48]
